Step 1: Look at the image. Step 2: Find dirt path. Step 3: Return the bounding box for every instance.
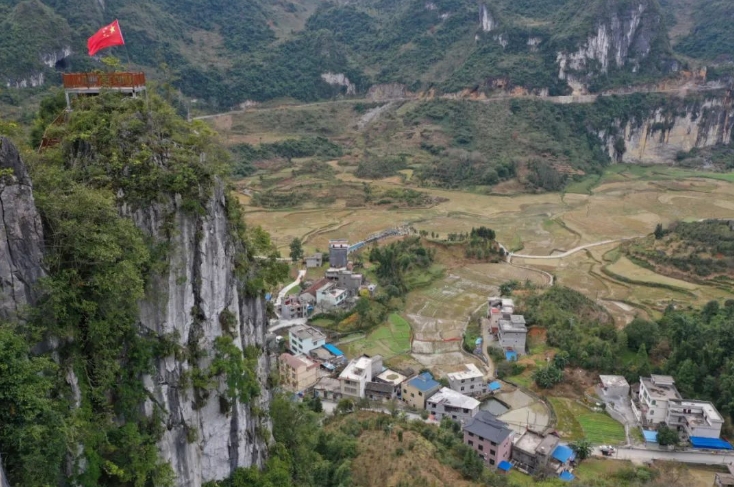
[508,238,639,260]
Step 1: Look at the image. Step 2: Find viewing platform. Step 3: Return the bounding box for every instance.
[62,72,147,108]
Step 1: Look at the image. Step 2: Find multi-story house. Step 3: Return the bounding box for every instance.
[338,355,383,398]
[497,314,527,355]
[427,387,480,424]
[447,363,485,397]
[666,399,724,439]
[402,372,441,409]
[637,375,681,425]
[289,325,326,356]
[278,353,319,392]
[463,412,515,467]
[511,430,560,474]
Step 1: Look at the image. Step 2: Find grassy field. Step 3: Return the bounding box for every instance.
[341,313,412,359]
[548,397,626,445]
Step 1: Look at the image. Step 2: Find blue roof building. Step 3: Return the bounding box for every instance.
[402,371,441,409]
[551,444,575,464]
[323,343,344,357]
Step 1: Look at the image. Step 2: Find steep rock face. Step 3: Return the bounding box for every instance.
[480,4,495,32]
[603,95,734,163]
[556,0,666,84]
[366,83,408,101]
[0,453,9,487]
[320,72,356,95]
[0,137,45,321]
[123,181,271,487]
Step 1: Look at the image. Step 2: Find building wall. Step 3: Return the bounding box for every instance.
[340,377,364,398]
[429,401,478,424]
[464,431,513,467]
[639,382,670,424]
[402,383,438,409]
[289,331,325,356]
[511,447,537,471]
[499,331,526,354]
[449,376,484,397]
[280,362,319,392]
[604,384,630,397]
[687,422,722,439]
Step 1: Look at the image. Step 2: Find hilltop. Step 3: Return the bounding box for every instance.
[1,0,733,109]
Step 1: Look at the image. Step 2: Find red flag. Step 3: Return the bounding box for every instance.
[87,20,125,56]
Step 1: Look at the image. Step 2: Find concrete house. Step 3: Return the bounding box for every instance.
[427,387,480,424]
[402,372,441,409]
[376,369,408,398]
[447,363,485,397]
[280,295,305,319]
[637,375,681,425]
[365,381,395,402]
[313,377,342,401]
[599,375,630,398]
[511,430,560,474]
[305,253,323,268]
[279,353,319,392]
[666,399,724,439]
[289,325,326,356]
[463,411,515,467]
[497,314,527,355]
[321,287,348,308]
[329,239,349,269]
[339,355,383,398]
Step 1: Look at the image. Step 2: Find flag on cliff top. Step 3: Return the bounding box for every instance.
[88,20,125,56]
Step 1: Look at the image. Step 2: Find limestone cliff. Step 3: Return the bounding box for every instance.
[0,137,45,322]
[122,181,271,487]
[556,0,672,87]
[602,93,734,164]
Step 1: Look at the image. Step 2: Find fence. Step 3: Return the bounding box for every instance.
[63,72,146,89]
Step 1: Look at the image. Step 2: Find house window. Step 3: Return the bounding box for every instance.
[489,459,495,466]
[478,444,484,451]
[461,387,465,391]
[419,391,423,396]
[490,441,497,447]
[461,379,465,383]
[468,432,474,437]
[432,403,436,408]
[452,415,457,420]
[490,449,496,456]
[652,400,657,405]
[470,385,474,389]
[468,440,474,446]
[411,393,415,398]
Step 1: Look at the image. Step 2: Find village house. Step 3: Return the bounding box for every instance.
[666,399,724,439]
[427,387,480,424]
[278,353,319,392]
[402,372,441,409]
[280,295,306,319]
[329,239,349,269]
[376,369,408,398]
[339,355,383,398]
[319,285,348,308]
[447,363,485,397]
[635,375,681,425]
[599,375,630,398]
[497,314,527,355]
[305,253,323,268]
[365,381,395,402]
[511,430,560,474]
[289,325,326,356]
[463,411,515,467]
[313,377,342,401]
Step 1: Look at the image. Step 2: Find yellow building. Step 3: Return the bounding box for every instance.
[401,372,441,409]
[279,353,320,392]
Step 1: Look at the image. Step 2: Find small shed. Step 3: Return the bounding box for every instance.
[599,375,630,397]
[488,381,502,393]
[497,460,512,474]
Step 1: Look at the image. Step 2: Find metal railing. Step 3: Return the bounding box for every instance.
[63,72,146,89]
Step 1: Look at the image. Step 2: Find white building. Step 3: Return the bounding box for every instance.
[447,364,485,397]
[599,375,630,398]
[667,399,724,439]
[322,288,347,308]
[289,325,326,356]
[339,355,383,398]
[497,314,527,355]
[638,375,681,424]
[427,387,480,424]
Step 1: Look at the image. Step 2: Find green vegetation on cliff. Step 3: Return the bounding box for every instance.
[0,92,286,486]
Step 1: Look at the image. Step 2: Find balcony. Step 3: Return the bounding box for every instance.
[63,72,146,90]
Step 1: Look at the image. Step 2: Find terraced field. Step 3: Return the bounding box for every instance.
[549,397,626,445]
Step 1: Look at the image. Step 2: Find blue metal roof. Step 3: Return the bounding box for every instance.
[643,430,658,443]
[265,293,272,301]
[559,470,575,481]
[488,381,502,391]
[409,372,440,392]
[690,437,733,450]
[552,445,575,463]
[505,351,518,361]
[475,337,483,345]
[497,460,512,472]
[323,344,344,356]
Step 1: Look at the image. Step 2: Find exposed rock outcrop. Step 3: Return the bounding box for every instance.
[320,72,356,96]
[480,4,495,32]
[602,94,734,163]
[366,83,409,101]
[0,452,10,487]
[124,181,271,487]
[556,0,669,85]
[0,137,45,321]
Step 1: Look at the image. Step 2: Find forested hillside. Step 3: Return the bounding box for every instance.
[0,0,730,109]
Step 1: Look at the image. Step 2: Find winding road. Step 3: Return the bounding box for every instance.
[508,237,639,261]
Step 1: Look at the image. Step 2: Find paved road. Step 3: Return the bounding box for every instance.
[321,400,429,423]
[594,446,734,465]
[509,238,639,260]
[268,317,307,333]
[275,269,306,307]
